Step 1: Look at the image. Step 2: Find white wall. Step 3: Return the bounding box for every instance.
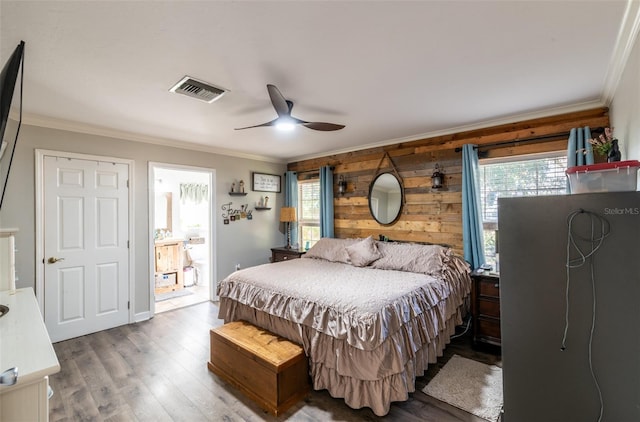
[610,31,640,162]
[0,124,286,317]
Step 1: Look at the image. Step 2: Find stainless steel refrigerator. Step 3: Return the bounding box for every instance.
[499,192,640,422]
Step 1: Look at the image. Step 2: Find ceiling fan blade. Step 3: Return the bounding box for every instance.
[288,115,307,125]
[267,84,290,118]
[238,85,345,132]
[303,122,345,131]
[234,118,278,130]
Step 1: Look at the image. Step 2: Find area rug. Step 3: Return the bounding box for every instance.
[422,354,503,422]
[155,289,193,302]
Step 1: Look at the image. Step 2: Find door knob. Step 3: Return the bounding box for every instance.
[47,257,65,264]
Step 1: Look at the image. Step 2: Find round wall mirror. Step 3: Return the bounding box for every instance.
[369,172,403,225]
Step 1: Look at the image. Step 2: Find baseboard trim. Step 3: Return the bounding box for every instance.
[134,311,151,323]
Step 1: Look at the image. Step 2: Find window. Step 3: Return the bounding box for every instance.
[479,153,567,268]
[298,179,320,249]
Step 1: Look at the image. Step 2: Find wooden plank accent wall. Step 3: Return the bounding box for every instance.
[288,108,610,255]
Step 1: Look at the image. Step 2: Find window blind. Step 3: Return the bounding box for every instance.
[480,155,567,223]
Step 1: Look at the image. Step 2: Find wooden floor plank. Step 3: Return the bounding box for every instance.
[49,301,501,422]
[86,331,135,389]
[76,347,129,419]
[63,385,102,421]
[102,406,140,422]
[118,378,175,422]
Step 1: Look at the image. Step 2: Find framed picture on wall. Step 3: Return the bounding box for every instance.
[252,172,281,193]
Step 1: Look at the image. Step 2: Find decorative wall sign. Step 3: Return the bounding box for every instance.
[221,202,253,223]
[252,172,281,193]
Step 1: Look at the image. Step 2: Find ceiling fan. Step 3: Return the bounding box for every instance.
[235,84,345,131]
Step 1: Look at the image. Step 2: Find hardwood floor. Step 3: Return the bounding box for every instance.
[154,284,210,314]
[49,302,501,421]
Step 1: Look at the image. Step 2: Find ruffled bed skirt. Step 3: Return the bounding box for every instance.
[218,297,467,416]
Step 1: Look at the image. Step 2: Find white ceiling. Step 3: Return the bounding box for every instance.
[1,1,638,163]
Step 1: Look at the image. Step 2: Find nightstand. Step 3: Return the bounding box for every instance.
[271,247,306,263]
[471,270,501,348]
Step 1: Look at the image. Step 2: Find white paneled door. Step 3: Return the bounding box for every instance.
[43,156,129,342]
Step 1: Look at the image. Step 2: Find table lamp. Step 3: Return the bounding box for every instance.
[280,207,297,249]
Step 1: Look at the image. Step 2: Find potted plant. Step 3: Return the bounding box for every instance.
[588,127,621,162]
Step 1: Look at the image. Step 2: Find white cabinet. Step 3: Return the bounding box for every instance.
[0,288,60,421]
[0,377,50,421]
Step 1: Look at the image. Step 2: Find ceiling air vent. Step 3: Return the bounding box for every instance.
[169,76,228,103]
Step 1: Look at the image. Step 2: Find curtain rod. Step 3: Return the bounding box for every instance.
[454,132,572,152]
[285,166,334,176]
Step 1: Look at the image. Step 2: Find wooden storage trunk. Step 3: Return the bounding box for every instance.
[208,321,310,416]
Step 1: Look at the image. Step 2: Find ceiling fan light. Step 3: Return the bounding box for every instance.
[275,118,295,131]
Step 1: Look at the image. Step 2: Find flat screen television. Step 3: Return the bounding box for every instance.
[0,41,25,210]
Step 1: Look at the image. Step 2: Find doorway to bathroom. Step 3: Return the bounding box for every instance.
[149,163,215,314]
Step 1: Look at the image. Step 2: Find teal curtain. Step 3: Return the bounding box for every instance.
[284,171,298,246]
[567,126,594,167]
[566,126,593,192]
[462,144,486,270]
[319,166,334,238]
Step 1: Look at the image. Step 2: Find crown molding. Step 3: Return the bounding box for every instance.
[21,98,605,166]
[20,113,286,164]
[601,0,640,106]
[287,99,604,163]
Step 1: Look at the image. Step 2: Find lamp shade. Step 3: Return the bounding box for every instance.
[280,207,297,223]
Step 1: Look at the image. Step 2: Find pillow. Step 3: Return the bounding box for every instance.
[345,236,382,267]
[303,237,359,263]
[370,242,450,275]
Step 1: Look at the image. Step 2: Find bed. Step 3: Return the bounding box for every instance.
[217,237,471,416]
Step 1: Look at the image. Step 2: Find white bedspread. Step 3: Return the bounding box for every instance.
[217,255,470,416]
[219,258,451,349]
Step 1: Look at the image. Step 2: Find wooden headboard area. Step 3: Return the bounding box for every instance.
[376,235,450,249]
[287,108,610,256]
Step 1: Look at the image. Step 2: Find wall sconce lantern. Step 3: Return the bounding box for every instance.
[431,164,444,190]
[338,175,347,195]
